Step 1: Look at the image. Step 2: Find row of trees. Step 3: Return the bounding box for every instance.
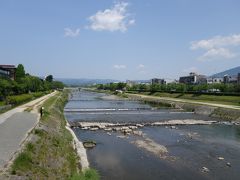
[96,82,240,94]
[0,64,64,100]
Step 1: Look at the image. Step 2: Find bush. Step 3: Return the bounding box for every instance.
[32,92,45,98]
[6,94,33,105]
[5,91,48,105]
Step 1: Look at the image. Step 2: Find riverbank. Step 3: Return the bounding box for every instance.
[84,88,240,121]
[66,89,240,180]
[127,91,240,106]
[1,90,99,179]
[126,93,240,121]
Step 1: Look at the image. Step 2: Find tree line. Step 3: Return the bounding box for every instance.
[96,82,240,94]
[0,64,64,101]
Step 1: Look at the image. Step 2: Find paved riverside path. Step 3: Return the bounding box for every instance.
[127,93,240,110]
[0,92,57,169]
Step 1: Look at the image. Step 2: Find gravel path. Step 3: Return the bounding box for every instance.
[0,92,57,170]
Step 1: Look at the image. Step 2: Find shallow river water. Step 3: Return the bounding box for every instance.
[65,90,240,180]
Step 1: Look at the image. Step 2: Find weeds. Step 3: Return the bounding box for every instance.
[70,169,100,180]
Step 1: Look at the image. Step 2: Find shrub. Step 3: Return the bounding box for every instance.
[32,92,45,98]
[6,94,33,105]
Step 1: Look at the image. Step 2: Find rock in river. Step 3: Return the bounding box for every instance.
[218,157,224,160]
[202,167,209,173]
[83,140,97,148]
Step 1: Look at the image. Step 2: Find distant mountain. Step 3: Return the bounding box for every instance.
[56,78,119,86]
[211,66,240,78]
[128,80,151,83]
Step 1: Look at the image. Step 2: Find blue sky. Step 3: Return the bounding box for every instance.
[0,0,240,80]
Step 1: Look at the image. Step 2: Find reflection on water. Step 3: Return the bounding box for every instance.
[65,90,240,180]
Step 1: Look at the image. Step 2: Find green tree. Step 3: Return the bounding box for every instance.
[51,81,64,90]
[15,64,25,81]
[45,75,53,82]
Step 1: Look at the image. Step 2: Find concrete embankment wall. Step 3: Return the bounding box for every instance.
[127,94,240,121]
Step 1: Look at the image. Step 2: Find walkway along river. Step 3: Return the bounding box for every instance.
[64,90,240,180]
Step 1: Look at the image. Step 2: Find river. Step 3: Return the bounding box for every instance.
[64,90,240,180]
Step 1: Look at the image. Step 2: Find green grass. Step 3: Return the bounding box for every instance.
[116,93,128,98]
[11,152,32,175]
[12,142,36,173]
[141,92,240,106]
[0,101,5,106]
[71,169,100,180]
[10,90,99,179]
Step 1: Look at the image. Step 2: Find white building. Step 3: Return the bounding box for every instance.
[207,77,223,84]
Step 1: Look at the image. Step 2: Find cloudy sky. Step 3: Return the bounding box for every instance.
[0,0,240,80]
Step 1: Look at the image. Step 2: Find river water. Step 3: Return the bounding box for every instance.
[64,90,240,180]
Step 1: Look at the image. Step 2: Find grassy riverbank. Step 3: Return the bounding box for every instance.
[127,91,240,106]
[8,91,99,179]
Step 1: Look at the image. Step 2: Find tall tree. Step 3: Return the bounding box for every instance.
[15,64,25,81]
[45,75,53,82]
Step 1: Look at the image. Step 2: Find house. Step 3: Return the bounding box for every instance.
[207,77,223,84]
[179,72,207,84]
[223,74,238,84]
[0,65,16,80]
[151,78,166,85]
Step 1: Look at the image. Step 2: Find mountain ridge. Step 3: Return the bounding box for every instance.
[211,66,240,78]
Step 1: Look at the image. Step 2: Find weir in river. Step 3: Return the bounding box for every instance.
[64,90,240,180]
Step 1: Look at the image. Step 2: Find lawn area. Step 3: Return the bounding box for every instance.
[136,92,240,106]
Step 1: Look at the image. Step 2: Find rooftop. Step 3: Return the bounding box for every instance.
[0,65,16,69]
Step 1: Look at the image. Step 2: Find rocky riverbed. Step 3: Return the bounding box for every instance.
[65,90,240,180]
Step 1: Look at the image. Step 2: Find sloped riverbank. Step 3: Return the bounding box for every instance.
[126,93,240,121]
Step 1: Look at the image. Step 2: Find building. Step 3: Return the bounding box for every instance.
[223,74,238,84]
[238,73,240,84]
[179,72,207,84]
[207,77,223,84]
[126,80,137,87]
[0,65,16,80]
[151,78,166,85]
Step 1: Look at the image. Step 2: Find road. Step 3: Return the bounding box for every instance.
[0,91,57,170]
[127,93,240,110]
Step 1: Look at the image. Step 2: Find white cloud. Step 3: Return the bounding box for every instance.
[64,28,80,37]
[88,2,135,32]
[191,34,240,50]
[190,34,240,61]
[200,48,236,61]
[137,64,145,69]
[113,64,126,69]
